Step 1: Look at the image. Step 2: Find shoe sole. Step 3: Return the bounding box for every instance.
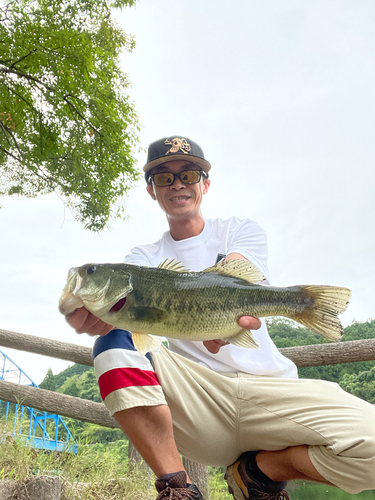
[225,466,248,500]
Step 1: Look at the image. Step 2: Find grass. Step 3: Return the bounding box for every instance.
[1,435,375,499]
[0,436,155,499]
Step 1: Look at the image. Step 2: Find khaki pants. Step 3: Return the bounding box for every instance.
[95,331,375,495]
[149,346,375,494]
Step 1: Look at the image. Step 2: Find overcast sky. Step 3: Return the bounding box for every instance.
[1,0,374,384]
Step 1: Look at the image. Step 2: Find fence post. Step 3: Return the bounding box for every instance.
[182,457,210,499]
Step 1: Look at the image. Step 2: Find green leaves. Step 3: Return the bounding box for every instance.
[340,368,375,404]
[0,0,141,230]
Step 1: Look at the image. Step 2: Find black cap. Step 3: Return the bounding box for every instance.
[143,136,211,181]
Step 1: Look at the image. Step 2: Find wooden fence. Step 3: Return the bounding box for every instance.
[1,327,375,497]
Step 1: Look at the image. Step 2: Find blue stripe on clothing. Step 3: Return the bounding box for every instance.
[92,329,152,363]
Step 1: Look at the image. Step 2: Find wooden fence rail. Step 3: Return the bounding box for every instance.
[0,379,119,428]
[2,328,375,368]
[1,326,375,428]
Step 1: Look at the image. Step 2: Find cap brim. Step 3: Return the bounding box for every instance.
[143,154,211,176]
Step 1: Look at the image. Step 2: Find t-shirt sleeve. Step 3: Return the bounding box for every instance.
[124,246,152,266]
[226,219,270,282]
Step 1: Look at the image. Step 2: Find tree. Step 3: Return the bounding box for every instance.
[0,0,141,231]
[340,368,375,404]
[39,367,56,391]
[79,369,102,402]
[58,374,80,397]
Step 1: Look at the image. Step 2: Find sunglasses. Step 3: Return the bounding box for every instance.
[148,169,208,187]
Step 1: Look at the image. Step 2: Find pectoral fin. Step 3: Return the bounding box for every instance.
[227,329,259,349]
[131,332,163,356]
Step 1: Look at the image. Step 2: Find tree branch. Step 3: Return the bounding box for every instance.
[1,80,38,115]
[3,124,25,160]
[0,120,12,147]
[0,1,16,22]
[0,143,23,163]
[63,95,102,136]
[0,65,55,93]
[0,141,58,190]
[1,65,102,136]
[10,49,38,69]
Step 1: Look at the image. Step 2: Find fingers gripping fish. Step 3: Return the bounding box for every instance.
[59,259,351,356]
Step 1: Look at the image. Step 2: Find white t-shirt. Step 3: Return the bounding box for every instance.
[125,217,298,378]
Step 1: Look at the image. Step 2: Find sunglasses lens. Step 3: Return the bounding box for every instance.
[151,170,204,186]
[153,173,175,186]
[180,170,201,184]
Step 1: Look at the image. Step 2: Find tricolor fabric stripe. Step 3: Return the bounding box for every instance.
[93,329,167,415]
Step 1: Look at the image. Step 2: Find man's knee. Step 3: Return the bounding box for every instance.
[309,396,375,493]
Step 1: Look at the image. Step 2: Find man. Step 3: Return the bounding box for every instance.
[66,136,375,500]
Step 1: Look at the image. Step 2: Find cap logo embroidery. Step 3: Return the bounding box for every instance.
[164,138,191,155]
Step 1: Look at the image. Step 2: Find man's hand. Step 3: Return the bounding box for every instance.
[203,339,229,354]
[238,316,262,331]
[203,316,262,354]
[65,307,113,336]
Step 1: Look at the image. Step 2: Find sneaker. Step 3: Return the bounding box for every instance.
[155,470,204,499]
[225,452,289,500]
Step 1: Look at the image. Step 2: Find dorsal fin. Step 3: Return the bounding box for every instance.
[158,259,191,273]
[202,259,264,284]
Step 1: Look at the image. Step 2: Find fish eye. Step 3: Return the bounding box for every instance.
[87,266,97,275]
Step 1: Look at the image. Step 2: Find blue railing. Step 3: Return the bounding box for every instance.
[0,350,77,453]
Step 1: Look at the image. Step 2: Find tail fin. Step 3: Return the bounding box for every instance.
[291,285,351,341]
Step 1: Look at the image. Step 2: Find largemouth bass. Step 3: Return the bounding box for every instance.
[59,259,351,355]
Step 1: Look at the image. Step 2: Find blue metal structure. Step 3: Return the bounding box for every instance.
[0,350,77,453]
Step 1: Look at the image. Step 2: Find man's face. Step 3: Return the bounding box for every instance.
[146,160,210,220]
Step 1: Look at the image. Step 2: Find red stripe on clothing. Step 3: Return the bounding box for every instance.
[98,367,161,401]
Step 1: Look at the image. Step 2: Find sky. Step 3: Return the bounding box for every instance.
[1,0,374,384]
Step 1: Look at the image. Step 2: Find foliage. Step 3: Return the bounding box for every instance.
[208,467,232,500]
[38,367,56,391]
[267,318,375,347]
[56,369,100,401]
[0,0,141,230]
[340,367,375,404]
[39,362,92,391]
[267,318,330,348]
